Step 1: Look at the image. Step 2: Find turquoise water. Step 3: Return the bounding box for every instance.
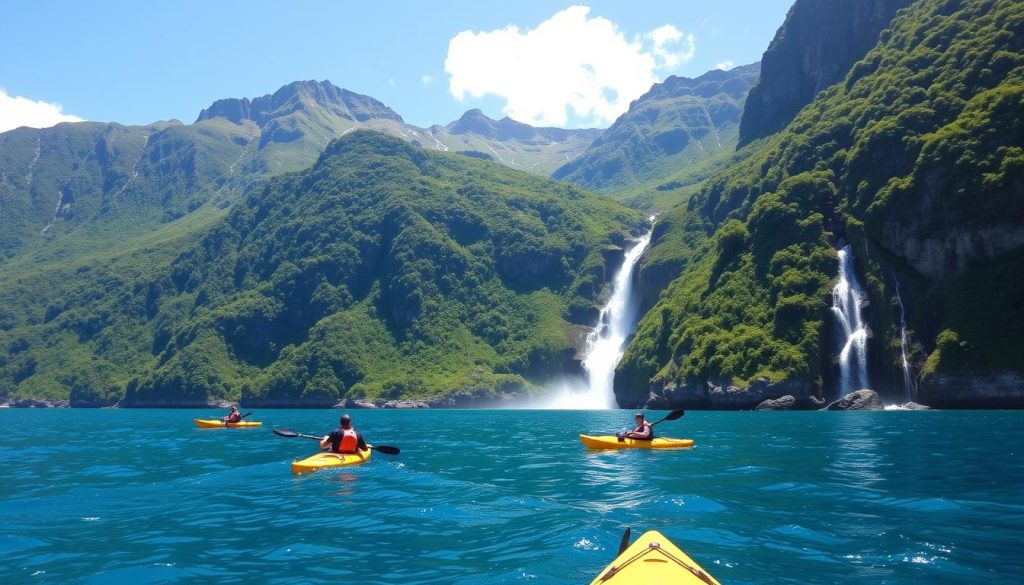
[1,409,1022,584]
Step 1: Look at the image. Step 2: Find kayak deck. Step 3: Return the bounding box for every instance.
[291,449,372,474]
[194,418,263,429]
[579,434,694,449]
[589,530,720,585]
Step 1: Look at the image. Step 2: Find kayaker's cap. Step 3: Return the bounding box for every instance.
[634,412,644,418]
[340,414,352,426]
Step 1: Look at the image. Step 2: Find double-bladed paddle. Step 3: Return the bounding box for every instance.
[272,427,400,455]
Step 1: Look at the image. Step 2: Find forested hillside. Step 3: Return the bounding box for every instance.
[619,0,1024,408]
[0,132,643,406]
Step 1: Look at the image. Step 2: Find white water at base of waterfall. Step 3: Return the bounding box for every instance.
[533,231,652,409]
[832,245,869,396]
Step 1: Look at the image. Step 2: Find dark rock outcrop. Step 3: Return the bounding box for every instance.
[6,399,70,408]
[618,376,818,410]
[383,400,430,409]
[919,371,1024,409]
[340,399,380,409]
[738,0,912,145]
[824,389,883,410]
[755,395,797,410]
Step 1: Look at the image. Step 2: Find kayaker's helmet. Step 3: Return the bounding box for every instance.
[340,414,352,427]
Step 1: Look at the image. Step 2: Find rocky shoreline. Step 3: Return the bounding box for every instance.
[1,389,933,411]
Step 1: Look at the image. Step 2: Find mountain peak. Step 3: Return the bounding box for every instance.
[195,80,403,125]
[448,109,543,141]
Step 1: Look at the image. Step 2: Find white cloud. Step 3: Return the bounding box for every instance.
[388,77,397,88]
[715,60,735,71]
[646,26,695,69]
[421,75,433,85]
[445,5,696,127]
[0,89,83,133]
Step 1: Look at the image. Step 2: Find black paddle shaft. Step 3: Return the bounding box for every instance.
[272,428,400,455]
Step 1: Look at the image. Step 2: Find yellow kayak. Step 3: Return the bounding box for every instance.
[194,418,263,429]
[579,434,694,449]
[589,530,721,585]
[291,448,371,474]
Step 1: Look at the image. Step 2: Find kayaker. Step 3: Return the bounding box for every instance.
[623,412,654,440]
[320,414,368,454]
[220,405,242,423]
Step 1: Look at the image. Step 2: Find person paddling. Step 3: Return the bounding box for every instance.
[320,414,368,455]
[220,405,242,423]
[622,412,654,441]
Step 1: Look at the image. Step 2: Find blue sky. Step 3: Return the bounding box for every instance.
[0,1,794,132]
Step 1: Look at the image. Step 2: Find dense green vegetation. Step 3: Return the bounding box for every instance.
[0,131,643,405]
[552,63,759,209]
[620,0,1024,399]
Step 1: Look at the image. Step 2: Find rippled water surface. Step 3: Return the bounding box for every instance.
[1,409,1022,584]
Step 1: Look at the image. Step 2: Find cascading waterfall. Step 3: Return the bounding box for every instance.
[540,230,652,409]
[831,245,869,395]
[892,274,916,400]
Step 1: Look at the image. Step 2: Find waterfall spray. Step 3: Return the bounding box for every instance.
[540,231,652,409]
[831,245,869,395]
[893,274,916,400]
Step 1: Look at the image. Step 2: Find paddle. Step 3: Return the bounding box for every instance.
[617,527,631,555]
[650,408,685,426]
[272,427,400,455]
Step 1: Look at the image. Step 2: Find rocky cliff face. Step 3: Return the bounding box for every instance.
[738,0,912,145]
[920,371,1024,408]
[616,374,820,410]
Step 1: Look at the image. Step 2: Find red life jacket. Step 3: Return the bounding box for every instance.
[337,428,359,453]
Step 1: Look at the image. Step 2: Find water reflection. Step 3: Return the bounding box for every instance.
[825,414,886,492]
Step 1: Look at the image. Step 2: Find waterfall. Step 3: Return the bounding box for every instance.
[539,230,652,409]
[831,245,869,395]
[893,274,916,400]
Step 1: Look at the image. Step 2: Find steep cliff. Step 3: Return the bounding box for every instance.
[738,0,912,146]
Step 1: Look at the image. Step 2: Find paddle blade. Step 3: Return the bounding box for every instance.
[272,427,300,438]
[373,445,400,455]
[617,527,631,555]
[664,408,685,421]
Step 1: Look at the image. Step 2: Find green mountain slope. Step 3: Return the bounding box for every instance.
[0,131,644,406]
[0,80,599,274]
[618,0,1024,408]
[551,63,760,207]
